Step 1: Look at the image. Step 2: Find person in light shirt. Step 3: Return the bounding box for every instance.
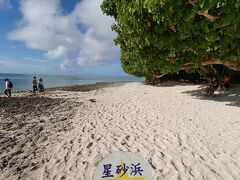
[4,78,13,97]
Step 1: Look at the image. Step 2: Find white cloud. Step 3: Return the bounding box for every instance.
[9,0,82,51]
[46,46,68,59]
[60,58,76,70]
[0,0,11,9]
[8,0,120,70]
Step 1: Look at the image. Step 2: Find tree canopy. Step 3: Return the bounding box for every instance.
[101,0,240,79]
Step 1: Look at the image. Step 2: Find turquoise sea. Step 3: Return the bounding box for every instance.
[0,73,143,92]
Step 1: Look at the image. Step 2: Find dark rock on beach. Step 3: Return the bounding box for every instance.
[48,82,124,92]
[0,91,82,179]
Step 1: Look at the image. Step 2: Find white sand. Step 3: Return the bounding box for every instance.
[1,82,240,180]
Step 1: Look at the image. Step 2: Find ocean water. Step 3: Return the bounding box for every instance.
[0,73,143,92]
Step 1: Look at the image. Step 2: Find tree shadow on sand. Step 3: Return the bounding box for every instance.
[182,84,240,107]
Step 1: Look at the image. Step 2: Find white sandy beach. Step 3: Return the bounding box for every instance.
[1,82,240,180]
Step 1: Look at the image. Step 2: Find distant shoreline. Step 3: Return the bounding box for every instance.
[0,81,130,94]
[0,73,143,92]
[47,81,128,92]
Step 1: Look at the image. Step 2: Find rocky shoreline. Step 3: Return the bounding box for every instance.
[47,82,125,92]
[0,94,82,179]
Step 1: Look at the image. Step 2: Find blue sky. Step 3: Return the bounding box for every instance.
[0,0,127,76]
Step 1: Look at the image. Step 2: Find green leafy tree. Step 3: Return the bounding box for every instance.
[101,0,240,81]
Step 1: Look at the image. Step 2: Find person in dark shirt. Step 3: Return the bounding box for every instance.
[205,77,219,96]
[38,78,45,92]
[221,75,230,90]
[32,76,38,93]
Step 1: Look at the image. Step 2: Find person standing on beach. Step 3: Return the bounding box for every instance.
[4,78,13,97]
[204,76,219,96]
[32,77,38,93]
[38,78,45,92]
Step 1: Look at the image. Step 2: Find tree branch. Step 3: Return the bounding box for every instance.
[187,0,196,6]
[197,10,220,22]
[181,56,240,72]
